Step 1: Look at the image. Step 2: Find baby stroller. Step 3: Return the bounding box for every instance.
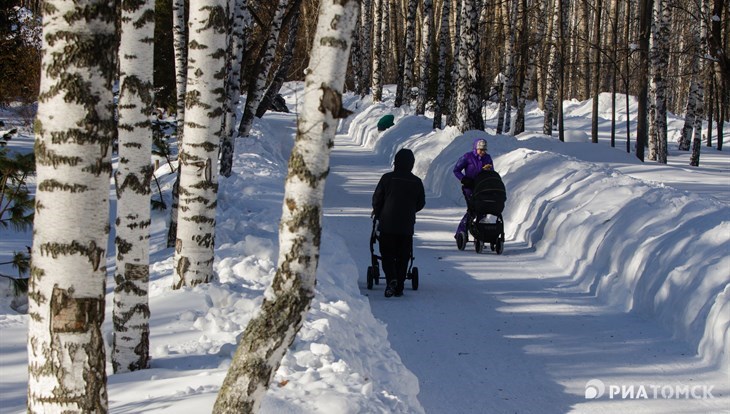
[455,170,506,254]
[366,219,419,291]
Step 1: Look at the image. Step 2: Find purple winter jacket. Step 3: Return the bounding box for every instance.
[453,138,495,183]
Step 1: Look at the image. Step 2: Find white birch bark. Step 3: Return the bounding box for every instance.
[112,0,155,374]
[446,0,463,126]
[212,1,359,412]
[455,0,484,132]
[238,0,288,137]
[649,0,670,163]
[372,0,384,101]
[172,0,228,288]
[28,0,115,410]
[402,0,418,104]
[433,0,451,129]
[416,0,434,115]
[543,0,561,135]
[220,0,249,177]
[515,0,546,135]
[360,0,373,96]
[500,0,519,134]
[690,0,709,166]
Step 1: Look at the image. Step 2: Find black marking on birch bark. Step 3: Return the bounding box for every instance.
[39,240,105,271]
[115,236,133,258]
[193,232,214,248]
[35,141,83,168]
[174,256,190,289]
[318,85,352,118]
[114,165,153,197]
[38,179,88,193]
[287,150,329,188]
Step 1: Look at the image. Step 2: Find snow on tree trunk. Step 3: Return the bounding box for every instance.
[649,0,670,163]
[500,0,518,134]
[543,0,561,136]
[515,0,546,135]
[455,0,484,132]
[238,0,288,137]
[433,0,451,129]
[416,0,434,115]
[212,2,359,413]
[690,0,709,166]
[401,0,418,106]
[28,0,115,410]
[112,0,155,374]
[220,0,249,177]
[168,0,187,248]
[372,0,384,101]
[172,0,228,289]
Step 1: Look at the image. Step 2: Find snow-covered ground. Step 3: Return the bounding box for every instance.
[1,84,728,413]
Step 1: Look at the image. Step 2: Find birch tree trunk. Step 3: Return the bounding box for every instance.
[401,0,418,105]
[372,0,384,101]
[455,0,485,132]
[28,0,115,410]
[168,0,187,248]
[416,0,434,115]
[446,0,463,127]
[515,0,546,135]
[649,0,670,163]
[172,0,228,289]
[238,0,288,137]
[635,0,651,162]
[543,0,561,136]
[433,0,451,129]
[690,0,709,166]
[500,0,518,134]
[219,0,250,177]
[212,1,359,412]
[112,0,155,374]
[360,0,373,96]
[591,0,603,144]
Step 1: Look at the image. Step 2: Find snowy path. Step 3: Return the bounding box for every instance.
[323,133,729,414]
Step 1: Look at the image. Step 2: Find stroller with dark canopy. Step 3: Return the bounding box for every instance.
[366,218,419,291]
[455,169,507,254]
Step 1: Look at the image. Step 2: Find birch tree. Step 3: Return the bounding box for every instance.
[172,0,228,289]
[515,0,546,135]
[455,0,485,132]
[591,0,603,144]
[433,0,451,129]
[416,0,434,115]
[543,0,562,135]
[398,0,418,106]
[27,0,116,410]
[372,0,384,101]
[359,0,373,96]
[219,0,250,177]
[690,0,709,166]
[649,0,670,163]
[112,0,155,374]
[212,0,359,412]
[497,0,519,134]
[167,0,187,248]
[238,0,288,138]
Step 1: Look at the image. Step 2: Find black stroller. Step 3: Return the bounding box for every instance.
[455,170,507,254]
[366,219,419,290]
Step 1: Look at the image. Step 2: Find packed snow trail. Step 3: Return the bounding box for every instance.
[322,132,728,413]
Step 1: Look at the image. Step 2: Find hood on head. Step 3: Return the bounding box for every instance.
[394,148,415,172]
[472,138,487,152]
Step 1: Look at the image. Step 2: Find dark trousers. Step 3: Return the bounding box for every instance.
[379,233,412,292]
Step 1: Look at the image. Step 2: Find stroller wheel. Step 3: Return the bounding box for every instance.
[474,240,483,253]
[456,232,467,251]
[411,267,419,290]
[366,266,374,289]
[374,265,381,284]
[495,238,504,255]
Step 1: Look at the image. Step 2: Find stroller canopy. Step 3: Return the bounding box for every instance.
[469,170,507,216]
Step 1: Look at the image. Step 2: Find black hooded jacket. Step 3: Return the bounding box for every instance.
[372,149,426,235]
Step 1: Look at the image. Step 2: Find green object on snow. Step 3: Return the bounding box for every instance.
[377,114,395,131]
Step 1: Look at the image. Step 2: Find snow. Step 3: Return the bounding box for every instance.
[1,84,728,413]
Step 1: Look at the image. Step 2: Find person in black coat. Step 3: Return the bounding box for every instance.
[372,148,426,297]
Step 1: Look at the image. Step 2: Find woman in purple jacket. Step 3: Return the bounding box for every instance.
[453,138,494,238]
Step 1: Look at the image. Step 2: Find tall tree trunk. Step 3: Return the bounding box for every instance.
[168,0,187,248]
[28,0,115,410]
[256,0,301,118]
[650,0,670,163]
[238,0,288,137]
[610,0,619,148]
[591,0,603,144]
[416,0,434,115]
[515,0,546,136]
[543,0,561,136]
[172,0,228,289]
[360,0,373,96]
[219,0,250,178]
[446,0,463,126]
[500,0,518,134]
[113,0,155,374]
[433,0,451,129]
[372,0,384,101]
[690,0,709,166]
[400,0,418,106]
[212,1,359,412]
[455,0,484,132]
[624,0,632,153]
[635,0,651,162]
